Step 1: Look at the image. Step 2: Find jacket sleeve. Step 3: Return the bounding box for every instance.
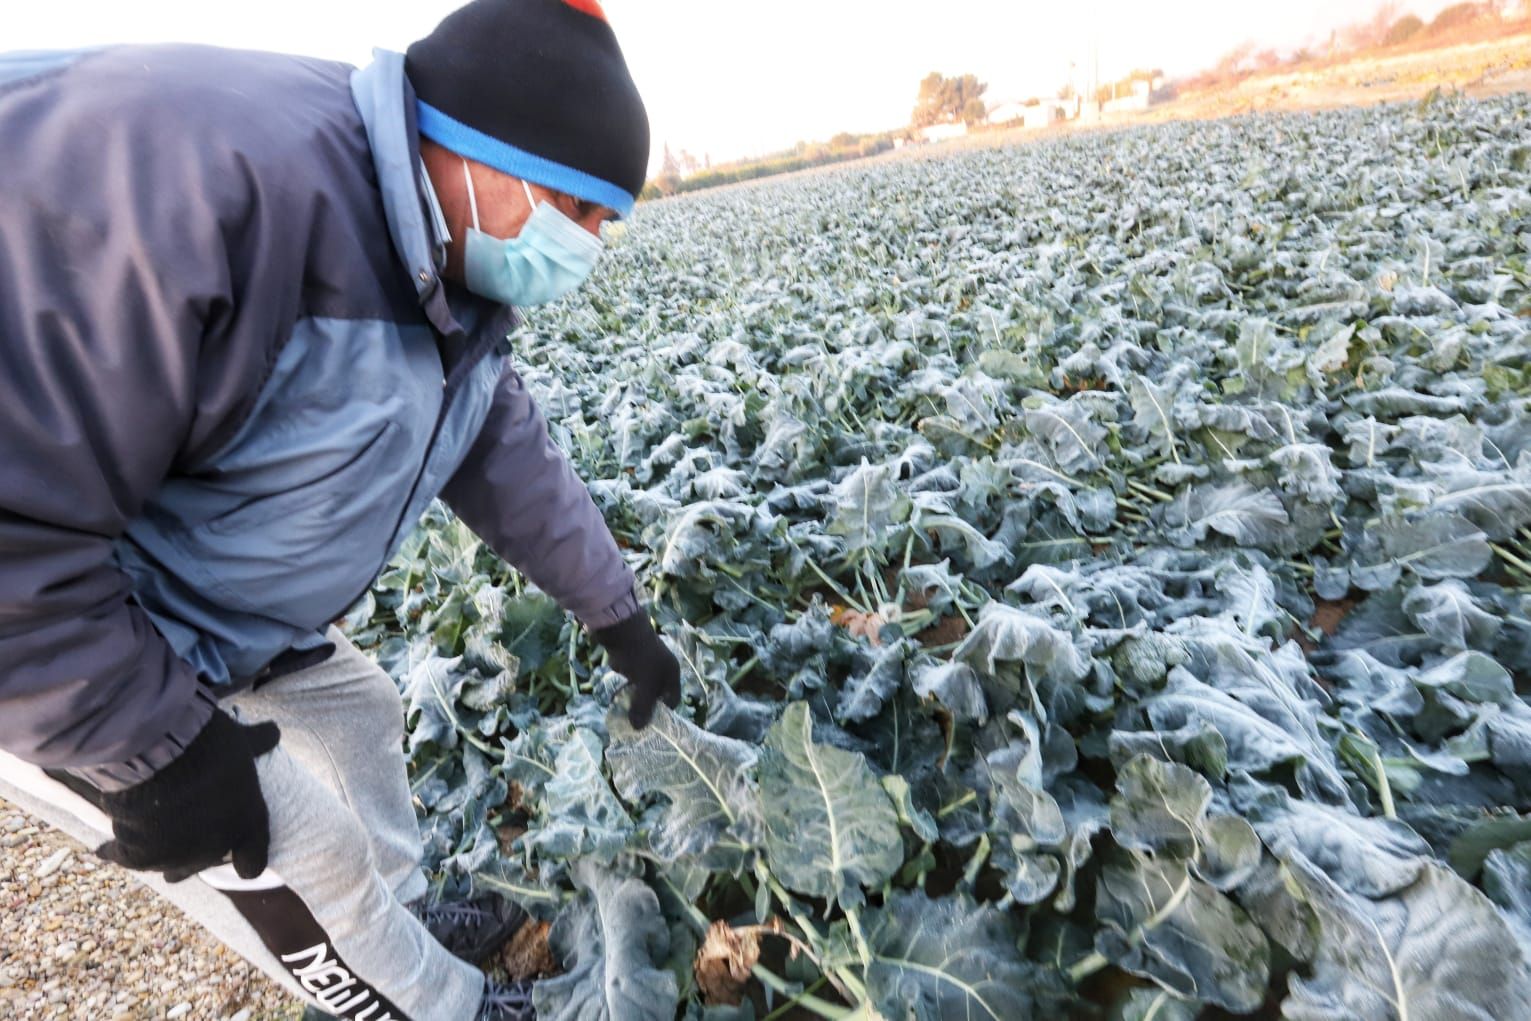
[0,246,220,792]
[441,364,642,631]
[0,56,265,791]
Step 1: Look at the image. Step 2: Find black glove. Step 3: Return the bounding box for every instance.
[88,709,281,883]
[592,612,681,729]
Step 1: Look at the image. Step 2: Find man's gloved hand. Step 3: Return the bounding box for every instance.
[592,611,681,729]
[90,709,281,883]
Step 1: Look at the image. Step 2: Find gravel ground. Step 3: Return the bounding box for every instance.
[0,797,305,1021]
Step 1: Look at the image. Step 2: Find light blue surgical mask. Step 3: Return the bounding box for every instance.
[460,160,603,306]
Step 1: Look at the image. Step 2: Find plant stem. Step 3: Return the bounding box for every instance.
[846,906,873,970]
[1126,479,1175,503]
[1066,951,1110,983]
[1491,543,1531,577]
[759,973,845,1021]
[937,789,977,818]
[751,966,851,1020]
[794,546,871,614]
[1370,744,1398,820]
[729,655,760,687]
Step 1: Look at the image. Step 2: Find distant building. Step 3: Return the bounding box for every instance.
[987,100,1066,129]
[1100,71,1167,115]
[918,122,970,143]
[986,100,1030,124]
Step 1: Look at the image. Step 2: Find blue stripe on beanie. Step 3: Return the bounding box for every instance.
[417,101,636,217]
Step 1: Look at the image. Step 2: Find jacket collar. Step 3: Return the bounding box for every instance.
[351,51,440,296]
[350,50,517,376]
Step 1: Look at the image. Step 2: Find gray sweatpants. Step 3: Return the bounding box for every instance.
[0,627,485,1021]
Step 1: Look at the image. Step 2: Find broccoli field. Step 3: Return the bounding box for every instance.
[344,89,1531,1020]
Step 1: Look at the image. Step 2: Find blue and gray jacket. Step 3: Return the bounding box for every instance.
[0,45,642,789]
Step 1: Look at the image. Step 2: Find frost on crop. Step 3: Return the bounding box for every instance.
[346,91,1531,1018]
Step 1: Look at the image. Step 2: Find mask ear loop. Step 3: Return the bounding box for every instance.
[460,159,480,231]
[521,178,539,215]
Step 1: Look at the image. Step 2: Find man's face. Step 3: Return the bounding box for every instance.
[420,138,618,283]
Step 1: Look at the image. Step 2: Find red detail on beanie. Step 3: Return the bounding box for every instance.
[561,0,608,20]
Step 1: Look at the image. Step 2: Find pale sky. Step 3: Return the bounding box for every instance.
[11,0,1463,170]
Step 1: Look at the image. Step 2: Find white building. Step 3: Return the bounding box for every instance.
[918,122,970,143]
[988,100,1066,129]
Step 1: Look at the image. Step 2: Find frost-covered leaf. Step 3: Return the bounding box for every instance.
[1127,374,1185,462]
[534,861,680,1021]
[520,728,634,865]
[1353,513,1492,584]
[1401,580,1501,651]
[1025,398,1108,472]
[1162,483,1290,549]
[606,706,761,868]
[863,891,1039,1021]
[1110,755,1260,892]
[827,458,913,555]
[952,603,1091,685]
[1094,853,1270,1012]
[910,660,988,723]
[1281,859,1531,1021]
[987,759,1067,905]
[1483,842,1531,952]
[1231,781,1429,899]
[759,703,903,908]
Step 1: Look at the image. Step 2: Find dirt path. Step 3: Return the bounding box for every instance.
[0,796,303,1021]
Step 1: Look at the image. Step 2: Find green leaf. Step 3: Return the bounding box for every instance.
[827,458,913,557]
[759,702,903,908]
[520,728,634,866]
[1094,853,1271,1012]
[1354,513,1492,585]
[533,861,680,1021]
[862,891,1039,1021]
[1450,816,1531,880]
[952,603,1091,686]
[1127,373,1184,462]
[1400,580,1501,652]
[1280,859,1531,1021]
[988,766,1066,905]
[606,705,762,869]
[1024,398,1107,472]
[1162,483,1291,549]
[1110,755,1260,892]
[1483,842,1531,952]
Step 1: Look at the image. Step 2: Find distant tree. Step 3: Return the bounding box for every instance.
[1430,1,1493,33]
[1384,13,1425,44]
[1057,82,1076,101]
[1214,42,1256,76]
[655,143,681,196]
[912,72,947,127]
[1251,48,1283,71]
[1340,1,1402,49]
[829,132,858,149]
[911,72,988,127]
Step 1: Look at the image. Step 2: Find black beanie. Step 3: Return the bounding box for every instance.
[406,0,650,216]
